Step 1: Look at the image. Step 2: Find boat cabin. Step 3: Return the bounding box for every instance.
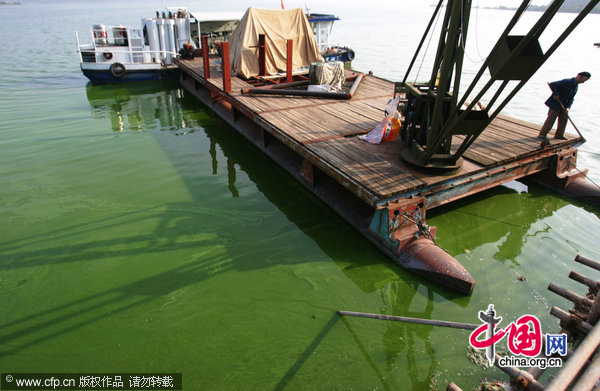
[306,13,339,53]
[306,11,354,63]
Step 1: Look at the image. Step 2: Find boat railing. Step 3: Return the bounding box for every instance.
[76,30,179,65]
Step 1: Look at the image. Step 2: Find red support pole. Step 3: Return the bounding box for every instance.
[286,39,293,83]
[258,34,266,76]
[201,35,210,79]
[221,41,231,93]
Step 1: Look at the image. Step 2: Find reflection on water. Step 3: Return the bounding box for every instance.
[86,81,242,197]
[431,183,571,263]
[86,81,191,133]
[342,283,439,390]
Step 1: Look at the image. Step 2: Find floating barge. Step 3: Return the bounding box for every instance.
[174,52,587,295]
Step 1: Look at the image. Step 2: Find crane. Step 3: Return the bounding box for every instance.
[397,0,599,170]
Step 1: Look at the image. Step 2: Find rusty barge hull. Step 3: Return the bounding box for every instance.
[175,57,585,295]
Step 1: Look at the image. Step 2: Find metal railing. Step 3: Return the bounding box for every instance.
[75,31,179,64]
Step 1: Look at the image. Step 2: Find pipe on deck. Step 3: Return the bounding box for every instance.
[241,73,364,100]
[242,88,352,99]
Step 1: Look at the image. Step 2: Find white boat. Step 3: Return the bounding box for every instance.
[76,8,239,84]
[306,11,355,63]
[75,7,353,84]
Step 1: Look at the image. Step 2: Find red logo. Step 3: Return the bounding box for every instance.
[470,314,542,357]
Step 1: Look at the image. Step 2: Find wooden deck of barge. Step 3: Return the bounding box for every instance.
[177,57,581,208]
[175,56,584,294]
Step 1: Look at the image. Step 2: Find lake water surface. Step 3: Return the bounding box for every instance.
[1,1,599,390]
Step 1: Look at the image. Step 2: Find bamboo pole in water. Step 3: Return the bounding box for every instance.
[336,311,478,330]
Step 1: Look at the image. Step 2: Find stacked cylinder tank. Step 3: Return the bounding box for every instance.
[175,18,189,50]
[142,13,194,66]
[142,18,160,63]
[141,17,172,65]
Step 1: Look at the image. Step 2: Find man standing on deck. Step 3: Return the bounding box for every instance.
[538,71,591,145]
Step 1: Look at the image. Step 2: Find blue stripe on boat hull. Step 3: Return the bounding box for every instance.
[82,68,180,84]
[323,53,351,62]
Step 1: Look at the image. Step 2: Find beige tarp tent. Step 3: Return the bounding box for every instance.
[229,7,324,79]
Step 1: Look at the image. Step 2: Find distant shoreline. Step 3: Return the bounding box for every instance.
[0,1,22,4]
[490,5,600,14]
[432,4,600,14]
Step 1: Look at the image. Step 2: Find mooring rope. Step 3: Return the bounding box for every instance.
[578,149,600,157]
[576,166,600,192]
[563,154,600,192]
[396,210,437,244]
[462,0,486,63]
[414,3,442,84]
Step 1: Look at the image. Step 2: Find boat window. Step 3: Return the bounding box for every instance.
[311,21,330,52]
[143,25,148,46]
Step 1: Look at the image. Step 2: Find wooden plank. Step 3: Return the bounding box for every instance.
[483,124,540,152]
[258,100,384,145]
[259,111,322,144]
[457,133,518,162]
[307,138,426,196]
[461,145,500,167]
[453,112,579,167]
[474,126,534,155]
[344,99,388,122]
[261,103,362,144]
[317,103,378,132]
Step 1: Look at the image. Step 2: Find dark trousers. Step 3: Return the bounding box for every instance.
[539,108,568,139]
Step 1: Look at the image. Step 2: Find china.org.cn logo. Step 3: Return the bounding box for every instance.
[469,305,567,368]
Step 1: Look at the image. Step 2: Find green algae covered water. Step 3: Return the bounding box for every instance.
[1,1,600,390]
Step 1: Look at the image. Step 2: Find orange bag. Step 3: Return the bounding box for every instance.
[383,117,401,142]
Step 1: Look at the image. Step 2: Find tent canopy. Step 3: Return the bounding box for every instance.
[229,8,324,78]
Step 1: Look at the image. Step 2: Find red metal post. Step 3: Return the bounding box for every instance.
[258,34,266,76]
[286,39,293,83]
[221,41,231,93]
[201,35,210,79]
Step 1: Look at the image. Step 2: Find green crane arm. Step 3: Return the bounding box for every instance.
[398,0,599,170]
